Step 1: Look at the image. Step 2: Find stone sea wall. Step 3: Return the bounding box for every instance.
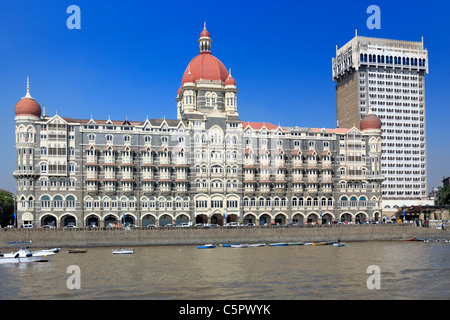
[1,224,448,249]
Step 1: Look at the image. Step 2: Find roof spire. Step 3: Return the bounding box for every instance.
[23,76,34,99]
[204,21,206,29]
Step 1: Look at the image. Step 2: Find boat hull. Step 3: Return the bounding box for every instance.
[112,250,134,254]
[0,248,54,264]
[197,246,216,249]
[333,243,345,247]
[249,243,265,247]
[269,243,288,247]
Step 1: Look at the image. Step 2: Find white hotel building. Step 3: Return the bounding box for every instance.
[332,32,432,213]
[13,26,384,227]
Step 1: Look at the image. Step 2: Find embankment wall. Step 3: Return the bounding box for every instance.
[1,225,448,248]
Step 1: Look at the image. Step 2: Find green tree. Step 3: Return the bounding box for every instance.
[0,189,15,227]
[437,186,450,206]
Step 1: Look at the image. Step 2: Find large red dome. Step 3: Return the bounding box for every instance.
[360,113,381,131]
[181,53,229,86]
[15,98,41,118]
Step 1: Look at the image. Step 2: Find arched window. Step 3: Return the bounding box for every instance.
[41,195,51,208]
[66,195,75,208]
[53,195,63,208]
[274,197,280,207]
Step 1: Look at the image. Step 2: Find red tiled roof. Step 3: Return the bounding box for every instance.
[243,122,279,131]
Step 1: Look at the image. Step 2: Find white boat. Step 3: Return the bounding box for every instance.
[231,244,250,248]
[112,248,134,254]
[304,242,314,246]
[33,248,60,254]
[249,243,266,247]
[269,243,288,247]
[0,247,54,264]
[333,243,346,247]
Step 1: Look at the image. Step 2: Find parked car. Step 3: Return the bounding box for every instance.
[42,225,55,228]
[22,224,33,228]
[176,223,190,227]
[244,223,255,227]
[286,222,298,226]
[225,222,239,227]
[145,224,156,228]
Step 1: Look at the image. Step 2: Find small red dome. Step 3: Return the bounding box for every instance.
[200,28,210,38]
[360,113,381,131]
[15,98,41,118]
[225,74,236,86]
[181,53,229,86]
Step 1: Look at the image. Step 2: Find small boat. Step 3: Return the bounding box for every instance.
[6,241,32,245]
[221,244,239,247]
[249,243,266,247]
[269,243,288,247]
[112,248,134,254]
[288,242,303,246]
[312,242,328,246]
[333,243,346,247]
[197,244,216,249]
[231,244,250,248]
[32,248,60,255]
[304,242,314,246]
[67,249,87,253]
[0,247,54,264]
[400,238,417,242]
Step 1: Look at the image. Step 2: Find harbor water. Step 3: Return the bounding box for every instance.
[0,241,448,300]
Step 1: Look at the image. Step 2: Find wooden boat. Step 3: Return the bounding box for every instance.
[67,249,87,253]
[249,243,265,247]
[400,238,417,242]
[269,243,288,247]
[197,244,216,249]
[112,248,134,254]
[312,242,328,246]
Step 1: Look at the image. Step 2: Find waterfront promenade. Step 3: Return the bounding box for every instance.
[1,224,448,249]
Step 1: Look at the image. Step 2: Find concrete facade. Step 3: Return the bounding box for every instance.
[332,33,430,210]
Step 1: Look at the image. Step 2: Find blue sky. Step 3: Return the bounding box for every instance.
[0,0,449,194]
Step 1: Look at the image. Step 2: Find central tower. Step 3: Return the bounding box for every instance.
[176,24,238,120]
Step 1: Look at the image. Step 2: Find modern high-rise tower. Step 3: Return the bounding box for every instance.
[332,32,431,211]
